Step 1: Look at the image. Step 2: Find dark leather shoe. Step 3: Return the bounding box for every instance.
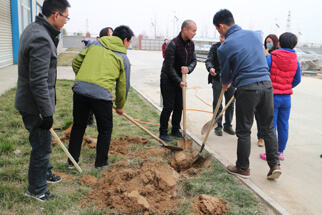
[159,134,172,142]
[227,165,250,179]
[171,130,183,138]
[223,127,235,135]
[267,164,282,180]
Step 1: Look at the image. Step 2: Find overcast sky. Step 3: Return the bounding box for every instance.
[63,0,322,44]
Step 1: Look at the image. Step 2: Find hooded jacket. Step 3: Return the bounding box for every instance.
[15,13,60,117]
[269,48,301,94]
[72,36,131,109]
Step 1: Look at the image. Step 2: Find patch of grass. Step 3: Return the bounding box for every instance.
[176,199,194,214]
[0,80,270,214]
[130,143,147,152]
[108,155,126,164]
[57,52,78,66]
[0,141,14,153]
[127,157,144,168]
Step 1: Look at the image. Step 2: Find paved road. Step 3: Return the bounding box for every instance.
[1,50,321,215]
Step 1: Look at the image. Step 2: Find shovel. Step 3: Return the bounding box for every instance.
[193,88,225,163]
[113,106,183,151]
[178,73,193,150]
[201,95,235,135]
[50,128,82,173]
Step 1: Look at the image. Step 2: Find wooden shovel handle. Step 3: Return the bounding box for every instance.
[201,95,235,135]
[112,106,167,146]
[199,88,225,153]
[50,128,82,173]
[182,73,187,141]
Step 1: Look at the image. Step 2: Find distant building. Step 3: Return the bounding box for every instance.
[0,0,44,68]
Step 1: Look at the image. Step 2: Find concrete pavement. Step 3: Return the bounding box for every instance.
[1,50,321,215]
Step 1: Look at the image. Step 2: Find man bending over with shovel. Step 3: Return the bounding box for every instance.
[159,20,197,142]
[213,9,281,180]
[68,25,134,170]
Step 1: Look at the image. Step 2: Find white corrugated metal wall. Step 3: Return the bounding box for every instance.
[0,0,13,68]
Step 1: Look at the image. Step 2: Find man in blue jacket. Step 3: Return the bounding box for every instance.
[213,9,281,180]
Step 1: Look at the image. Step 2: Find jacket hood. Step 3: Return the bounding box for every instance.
[271,49,297,71]
[99,36,127,54]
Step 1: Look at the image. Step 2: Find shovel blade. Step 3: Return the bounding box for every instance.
[162,144,183,151]
[192,153,202,164]
[177,139,193,151]
[201,120,212,135]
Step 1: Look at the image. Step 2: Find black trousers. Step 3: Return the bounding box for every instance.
[212,79,235,128]
[68,93,113,168]
[159,78,182,134]
[235,81,279,169]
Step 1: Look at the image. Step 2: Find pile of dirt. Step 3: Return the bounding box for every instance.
[81,159,180,214]
[109,136,168,159]
[192,194,229,215]
[79,175,98,187]
[52,125,229,214]
[52,124,98,148]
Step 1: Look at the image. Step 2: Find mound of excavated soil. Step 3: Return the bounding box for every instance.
[81,159,180,214]
[193,194,229,215]
[79,175,98,187]
[53,126,230,214]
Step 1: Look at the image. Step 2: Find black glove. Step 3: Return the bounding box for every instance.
[39,116,53,130]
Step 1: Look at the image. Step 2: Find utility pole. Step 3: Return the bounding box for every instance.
[172,11,178,38]
[275,18,280,33]
[286,11,291,32]
[85,18,88,33]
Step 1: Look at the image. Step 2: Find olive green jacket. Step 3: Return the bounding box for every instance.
[72,36,130,109]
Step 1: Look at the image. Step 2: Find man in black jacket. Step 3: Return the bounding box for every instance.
[159,20,197,142]
[205,35,235,136]
[15,0,70,202]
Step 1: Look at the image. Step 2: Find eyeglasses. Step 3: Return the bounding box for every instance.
[59,12,70,21]
[52,12,70,21]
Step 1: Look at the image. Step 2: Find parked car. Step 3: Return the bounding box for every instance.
[194,44,201,51]
[303,50,320,58]
[200,45,211,51]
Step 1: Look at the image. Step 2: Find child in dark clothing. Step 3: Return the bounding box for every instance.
[260,32,301,161]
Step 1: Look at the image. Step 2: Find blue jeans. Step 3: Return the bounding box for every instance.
[20,112,53,195]
[235,81,279,169]
[273,94,291,152]
[212,80,235,128]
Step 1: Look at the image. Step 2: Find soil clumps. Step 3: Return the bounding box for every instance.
[81,159,180,214]
[53,126,228,214]
[192,194,229,215]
